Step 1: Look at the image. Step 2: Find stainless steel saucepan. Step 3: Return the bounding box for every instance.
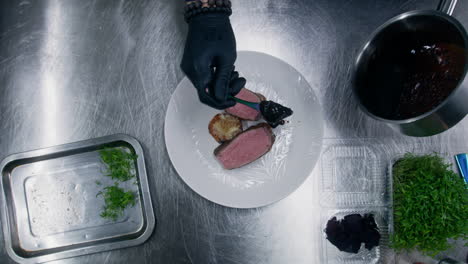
[353,0,468,137]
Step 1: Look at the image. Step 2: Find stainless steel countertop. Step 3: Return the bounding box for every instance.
[1,0,467,263]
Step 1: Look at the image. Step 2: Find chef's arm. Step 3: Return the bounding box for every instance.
[180,0,245,110]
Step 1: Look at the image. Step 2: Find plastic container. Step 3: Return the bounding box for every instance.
[320,208,394,264]
[319,139,394,264]
[320,143,391,208]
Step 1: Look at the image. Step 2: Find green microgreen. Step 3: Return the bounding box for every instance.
[97,147,138,220]
[97,185,136,221]
[391,153,468,256]
[99,148,137,182]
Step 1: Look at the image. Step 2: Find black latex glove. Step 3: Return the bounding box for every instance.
[228,71,245,96]
[181,13,241,110]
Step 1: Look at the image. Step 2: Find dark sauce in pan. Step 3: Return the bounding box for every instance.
[395,43,465,119]
[360,32,466,120]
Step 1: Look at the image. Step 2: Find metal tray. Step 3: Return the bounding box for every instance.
[0,134,155,264]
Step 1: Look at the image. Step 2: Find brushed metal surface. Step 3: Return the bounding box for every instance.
[0,134,155,263]
[0,0,467,263]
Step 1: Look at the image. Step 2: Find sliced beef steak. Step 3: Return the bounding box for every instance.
[226,88,265,120]
[214,123,275,169]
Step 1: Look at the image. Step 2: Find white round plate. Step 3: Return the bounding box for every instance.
[165,51,323,208]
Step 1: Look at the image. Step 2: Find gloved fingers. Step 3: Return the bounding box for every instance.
[189,62,236,109]
[230,69,239,81]
[189,65,229,109]
[189,61,212,92]
[212,64,234,102]
[229,76,246,96]
[181,50,210,82]
[197,89,235,110]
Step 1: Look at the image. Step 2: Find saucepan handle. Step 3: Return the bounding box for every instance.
[437,0,457,15]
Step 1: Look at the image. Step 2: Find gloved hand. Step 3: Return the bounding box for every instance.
[228,70,246,96]
[181,12,242,109]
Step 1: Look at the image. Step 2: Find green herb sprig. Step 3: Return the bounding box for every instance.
[98,147,138,221]
[391,153,468,256]
[98,185,136,221]
[99,148,137,181]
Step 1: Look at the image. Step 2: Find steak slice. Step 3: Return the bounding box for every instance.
[226,88,265,121]
[255,92,267,102]
[214,123,275,169]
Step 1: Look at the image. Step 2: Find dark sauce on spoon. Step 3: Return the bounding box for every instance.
[259,101,293,128]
